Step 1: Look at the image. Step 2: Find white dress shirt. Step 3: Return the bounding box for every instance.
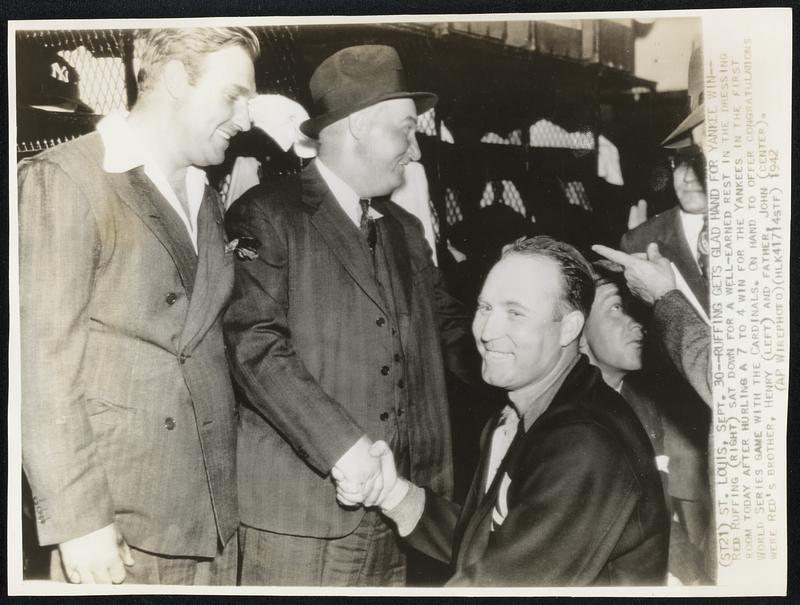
[97,113,208,252]
[315,158,383,225]
[679,210,705,268]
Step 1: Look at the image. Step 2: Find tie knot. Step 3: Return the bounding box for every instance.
[498,405,520,427]
[359,198,371,214]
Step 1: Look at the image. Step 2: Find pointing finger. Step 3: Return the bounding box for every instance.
[591,244,636,268]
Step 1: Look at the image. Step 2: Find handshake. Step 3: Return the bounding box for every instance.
[331,436,409,511]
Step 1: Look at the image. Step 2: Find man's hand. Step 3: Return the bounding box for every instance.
[592,242,676,305]
[369,441,409,511]
[58,523,134,584]
[627,199,648,230]
[331,435,384,508]
[332,441,408,510]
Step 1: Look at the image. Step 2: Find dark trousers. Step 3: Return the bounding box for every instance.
[239,511,406,586]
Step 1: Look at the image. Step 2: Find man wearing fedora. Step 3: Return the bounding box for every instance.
[225,45,474,585]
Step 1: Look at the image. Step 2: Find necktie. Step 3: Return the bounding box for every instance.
[485,405,520,494]
[359,198,377,253]
[697,213,709,280]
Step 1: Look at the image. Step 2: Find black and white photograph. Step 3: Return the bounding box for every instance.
[7,8,791,596]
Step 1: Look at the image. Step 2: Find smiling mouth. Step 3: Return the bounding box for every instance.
[217,129,236,142]
[484,350,513,360]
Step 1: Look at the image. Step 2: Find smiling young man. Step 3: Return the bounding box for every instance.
[345,236,669,586]
[224,45,474,586]
[19,27,258,585]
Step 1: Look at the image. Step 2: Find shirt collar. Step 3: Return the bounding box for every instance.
[679,210,705,261]
[315,158,383,225]
[508,350,581,432]
[97,112,208,186]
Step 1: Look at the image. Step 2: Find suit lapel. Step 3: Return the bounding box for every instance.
[454,412,517,567]
[304,165,388,315]
[661,208,709,313]
[109,168,198,296]
[180,188,233,351]
[372,199,413,317]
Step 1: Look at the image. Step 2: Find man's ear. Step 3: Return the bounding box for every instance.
[347,107,370,140]
[163,59,190,100]
[559,310,585,347]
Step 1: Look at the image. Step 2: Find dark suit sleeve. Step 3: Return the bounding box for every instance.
[403,487,462,564]
[18,159,115,545]
[430,249,480,386]
[224,196,364,474]
[447,424,642,586]
[652,290,712,406]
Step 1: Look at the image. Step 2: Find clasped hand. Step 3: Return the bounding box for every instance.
[331,436,405,510]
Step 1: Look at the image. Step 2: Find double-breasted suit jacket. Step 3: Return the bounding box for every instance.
[18,133,239,557]
[403,357,670,586]
[225,162,473,538]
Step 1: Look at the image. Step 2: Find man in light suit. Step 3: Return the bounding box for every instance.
[18,27,259,584]
[342,236,669,586]
[225,45,474,585]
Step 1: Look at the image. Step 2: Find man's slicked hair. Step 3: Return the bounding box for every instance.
[136,27,260,94]
[501,235,595,320]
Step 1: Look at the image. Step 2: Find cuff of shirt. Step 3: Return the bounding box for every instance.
[382,480,425,537]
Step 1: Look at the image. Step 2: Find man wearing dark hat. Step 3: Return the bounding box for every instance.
[225,45,473,585]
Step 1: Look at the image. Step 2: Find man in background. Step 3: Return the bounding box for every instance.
[581,263,711,584]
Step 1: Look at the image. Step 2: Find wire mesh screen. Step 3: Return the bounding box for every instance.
[529,119,595,149]
[444,187,464,226]
[17,30,131,114]
[417,108,437,137]
[478,180,528,217]
[59,45,128,115]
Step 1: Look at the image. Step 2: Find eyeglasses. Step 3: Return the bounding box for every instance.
[668,145,706,182]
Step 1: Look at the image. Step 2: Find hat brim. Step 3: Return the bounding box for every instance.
[300,92,438,139]
[661,103,705,149]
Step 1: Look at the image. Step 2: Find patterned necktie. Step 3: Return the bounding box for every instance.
[697,213,709,280]
[359,198,377,253]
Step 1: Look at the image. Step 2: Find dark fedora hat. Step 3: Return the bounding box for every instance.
[662,46,704,149]
[300,44,438,139]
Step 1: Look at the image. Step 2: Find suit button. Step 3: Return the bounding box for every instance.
[398,408,404,417]
[376,317,386,327]
[179,353,189,364]
[398,380,405,389]
[380,365,390,376]
[166,292,178,305]
[164,417,176,430]
[394,353,401,362]
[380,412,389,421]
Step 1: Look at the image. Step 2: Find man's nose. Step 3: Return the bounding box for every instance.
[233,98,252,133]
[478,309,504,342]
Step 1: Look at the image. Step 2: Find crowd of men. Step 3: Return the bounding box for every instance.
[19,27,713,587]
